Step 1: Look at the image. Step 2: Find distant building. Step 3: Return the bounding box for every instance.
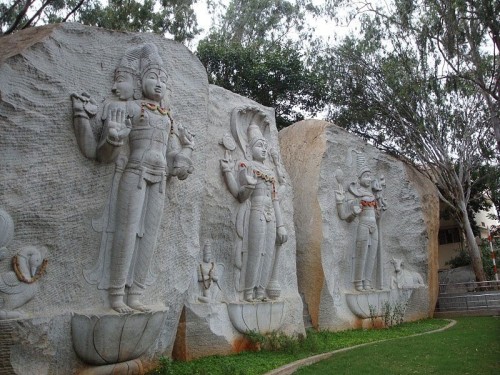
[438,202,499,270]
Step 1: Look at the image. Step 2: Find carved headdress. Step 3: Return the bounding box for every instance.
[116,45,142,76]
[230,106,270,161]
[139,43,168,79]
[115,45,142,99]
[356,153,371,178]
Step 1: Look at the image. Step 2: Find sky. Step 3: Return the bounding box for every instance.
[189,0,358,51]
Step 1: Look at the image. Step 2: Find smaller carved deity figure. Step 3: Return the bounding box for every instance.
[197,241,223,303]
[71,43,194,313]
[220,107,287,302]
[335,151,387,292]
[0,246,48,320]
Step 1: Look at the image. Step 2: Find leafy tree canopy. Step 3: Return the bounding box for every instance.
[0,0,200,42]
[197,0,327,128]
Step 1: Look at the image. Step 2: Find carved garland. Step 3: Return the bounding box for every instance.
[239,162,278,199]
[12,257,48,284]
[140,102,170,117]
[200,262,215,290]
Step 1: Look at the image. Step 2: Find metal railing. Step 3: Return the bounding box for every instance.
[436,280,500,313]
[438,280,500,294]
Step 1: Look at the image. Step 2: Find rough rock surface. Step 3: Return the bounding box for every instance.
[173,85,304,359]
[279,120,439,329]
[0,23,303,373]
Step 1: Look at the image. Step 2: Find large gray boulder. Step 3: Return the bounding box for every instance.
[279,120,440,329]
[0,23,303,374]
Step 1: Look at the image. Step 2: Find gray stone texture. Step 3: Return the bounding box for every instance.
[0,23,303,373]
[279,120,439,329]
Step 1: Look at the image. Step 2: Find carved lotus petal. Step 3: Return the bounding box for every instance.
[71,309,168,366]
[345,289,413,319]
[228,301,285,334]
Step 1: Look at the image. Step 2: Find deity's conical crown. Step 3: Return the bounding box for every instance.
[139,43,167,78]
[356,153,371,178]
[247,123,265,146]
[115,45,142,76]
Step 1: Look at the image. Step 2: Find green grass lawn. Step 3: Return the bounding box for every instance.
[296,317,500,375]
[148,319,451,375]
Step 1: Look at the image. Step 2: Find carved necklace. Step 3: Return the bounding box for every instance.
[200,262,215,290]
[140,102,170,118]
[12,256,48,284]
[240,162,278,199]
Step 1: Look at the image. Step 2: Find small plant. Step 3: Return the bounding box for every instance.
[152,356,174,375]
[368,304,377,327]
[381,300,393,327]
[244,330,301,354]
[391,301,407,326]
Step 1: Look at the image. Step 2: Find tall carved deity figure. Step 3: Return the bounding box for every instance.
[335,152,386,292]
[220,108,287,302]
[72,44,194,313]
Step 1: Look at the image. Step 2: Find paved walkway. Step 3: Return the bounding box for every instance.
[264,319,457,375]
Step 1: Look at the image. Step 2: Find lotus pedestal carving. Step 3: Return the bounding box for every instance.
[71,309,168,374]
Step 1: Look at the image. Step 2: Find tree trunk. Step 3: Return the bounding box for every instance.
[459,201,487,281]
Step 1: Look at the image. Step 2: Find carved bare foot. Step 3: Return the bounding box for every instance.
[110,295,134,314]
[354,281,364,292]
[128,295,151,312]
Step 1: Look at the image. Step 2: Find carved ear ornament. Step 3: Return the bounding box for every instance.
[13,256,48,284]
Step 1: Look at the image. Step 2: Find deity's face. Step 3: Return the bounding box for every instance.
[112,70,135,100]
[251,139,268,162]
[203,250,212,263]
[359,171,372,188]
[142,68,167,102]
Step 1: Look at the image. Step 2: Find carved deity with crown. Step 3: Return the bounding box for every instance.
[220,107,287,303]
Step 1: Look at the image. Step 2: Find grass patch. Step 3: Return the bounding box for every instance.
[148,319,449,375]
[296,317,500,375]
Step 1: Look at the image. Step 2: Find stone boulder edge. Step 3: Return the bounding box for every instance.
[172,85,305,359]
[0,23,208,374]
[279,120,439,329]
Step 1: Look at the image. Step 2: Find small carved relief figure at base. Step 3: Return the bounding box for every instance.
[390,258,424,289]
[197,241,224,303]
[0,246,48,320]
[220,107,287,303]
[335,151,387,292]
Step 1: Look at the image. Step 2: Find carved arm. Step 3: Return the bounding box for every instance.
[71,93,97,159]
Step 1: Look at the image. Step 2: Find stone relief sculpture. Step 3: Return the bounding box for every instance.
[390,258,424,289]
[0,209,48,320]
[196,241,224,303]
[220,106,287,303]
[71,43,195,313]
[334,150,387,292]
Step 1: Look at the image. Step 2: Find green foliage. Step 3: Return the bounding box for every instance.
[197,35,327,128]
[0,0,200,42]
[147,319,449,375]
[446,240,499,280]
[245,330,302,354]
